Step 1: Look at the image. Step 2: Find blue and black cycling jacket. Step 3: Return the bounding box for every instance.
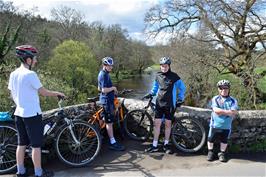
[150,70,186,108]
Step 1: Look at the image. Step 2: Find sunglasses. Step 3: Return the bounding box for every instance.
[219,87,229,90]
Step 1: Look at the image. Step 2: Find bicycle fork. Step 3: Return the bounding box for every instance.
[64,118,80,145]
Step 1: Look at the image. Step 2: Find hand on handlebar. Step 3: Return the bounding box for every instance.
[113,86,118,95]
[176,99,184,107]
[57,92,66,100]
[142,93,153,100]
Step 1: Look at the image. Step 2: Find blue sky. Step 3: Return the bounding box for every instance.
[8,0,167,45]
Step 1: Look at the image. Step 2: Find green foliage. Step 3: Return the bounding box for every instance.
[229,144,241,153]
[38,70,72,111]
[47,40,98,104]
[209,73,250,109]
[249,139,266,152]
[256,67,266,93]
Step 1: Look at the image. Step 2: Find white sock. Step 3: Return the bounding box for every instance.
[152,140,158,147]
[164,140,169,145]
[110,138,116,144]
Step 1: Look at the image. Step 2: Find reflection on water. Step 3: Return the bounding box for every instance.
[116,71,156,99]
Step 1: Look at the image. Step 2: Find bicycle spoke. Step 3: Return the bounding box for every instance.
[56,122,101,166]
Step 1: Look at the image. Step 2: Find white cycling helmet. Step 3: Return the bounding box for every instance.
[217,79,231,88]
[159,56,171,65]
[102,57,114,66]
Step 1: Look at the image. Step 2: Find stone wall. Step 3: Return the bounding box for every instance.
[43,98,266,153]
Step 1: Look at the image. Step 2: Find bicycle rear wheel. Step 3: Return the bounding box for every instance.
[171,116,206,153]
[0,123,17,174]
[55,120,101,167]
[123,109,153,141]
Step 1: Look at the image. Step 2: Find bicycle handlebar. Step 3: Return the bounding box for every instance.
[142,96,154,109]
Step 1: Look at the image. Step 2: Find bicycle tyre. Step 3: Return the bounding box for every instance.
[171,116,206,153]
[55,120,101,167]
[0,122,17,174]
[123,109,153,141]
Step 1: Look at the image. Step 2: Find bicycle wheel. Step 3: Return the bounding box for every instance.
[0,123,17,174]
[171,116,206,153]
[55,120,101,167]
[123,109,153,141]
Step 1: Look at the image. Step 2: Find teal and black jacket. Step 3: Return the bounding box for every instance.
[150,70,186,108]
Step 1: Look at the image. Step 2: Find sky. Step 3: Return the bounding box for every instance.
[8,0,167,45]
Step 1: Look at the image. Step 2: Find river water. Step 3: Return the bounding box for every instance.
[116,71,157,99]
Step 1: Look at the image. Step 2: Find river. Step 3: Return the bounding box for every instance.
[116,71,157,99]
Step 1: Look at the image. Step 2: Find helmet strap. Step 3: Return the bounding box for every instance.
[22,57,33,70]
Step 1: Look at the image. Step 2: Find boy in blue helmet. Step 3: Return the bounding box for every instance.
[144,56,186,154]
[207,80,238,162]
[98,57,125,151]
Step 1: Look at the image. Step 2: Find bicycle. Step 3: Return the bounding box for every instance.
[83,94,128,137]
[123,96,206,153]
[0,96,101,174]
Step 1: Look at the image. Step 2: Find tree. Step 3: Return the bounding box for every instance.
[145,0,266,107]
[50,6,88,42]
[47,40,98,102]
[129,40,153,74]
[0,1,21,66]
[102,24,130,79]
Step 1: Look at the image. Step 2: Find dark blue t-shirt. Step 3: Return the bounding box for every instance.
[98,69,115,104]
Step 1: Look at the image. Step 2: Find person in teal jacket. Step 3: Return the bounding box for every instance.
[144,57,186,154]
[207,80,238,162]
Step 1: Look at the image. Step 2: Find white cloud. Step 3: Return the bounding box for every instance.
[8,0,162,44]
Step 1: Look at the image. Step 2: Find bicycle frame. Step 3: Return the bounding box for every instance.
[87,96,127,129]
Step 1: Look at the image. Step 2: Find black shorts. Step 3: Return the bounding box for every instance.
[208,127,230,144]
[101,103,115,124]
[154,105,175,120]
[15,115,44,148]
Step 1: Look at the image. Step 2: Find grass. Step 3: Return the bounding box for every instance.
[256,67,266,93]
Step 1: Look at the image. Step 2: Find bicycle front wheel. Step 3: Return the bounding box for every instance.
[123,109,153,141]
[171,116,206,153]
[55,120,101,167]
[0,123,17,174]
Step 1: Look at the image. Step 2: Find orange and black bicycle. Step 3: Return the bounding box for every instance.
[82,93,128,139]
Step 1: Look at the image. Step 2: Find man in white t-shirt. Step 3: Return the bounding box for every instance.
[8,45,65,177]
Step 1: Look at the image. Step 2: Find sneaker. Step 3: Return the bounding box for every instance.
[218,152,227,162]
[207,150,215,161]
[145,145,159,153]
[163,144,173,154]
[109,142,125,151]
[35,169,54,177]
[16,173,29,177]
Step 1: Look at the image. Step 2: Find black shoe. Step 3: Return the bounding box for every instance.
[163,144,173,154]
[207,150,215,161]
[109,142,125,151]
[16,173,29,177]
[145,145,159,153]
[35,169,54,177]
[218,152,227,162]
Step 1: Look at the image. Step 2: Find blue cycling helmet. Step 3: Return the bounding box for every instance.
[102,57,114,66]
[159,56,171,65]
